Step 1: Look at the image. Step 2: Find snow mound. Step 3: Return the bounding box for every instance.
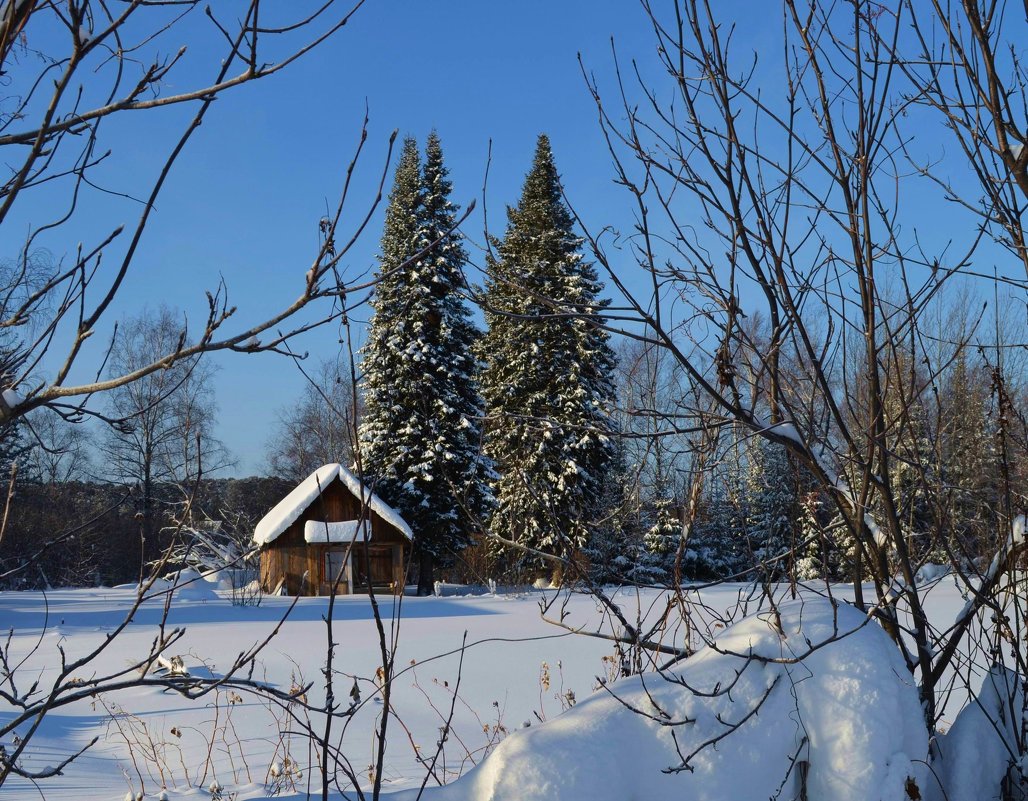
[173,579,219,601]
[119,570,221,600]
[169,568,219,600]
[387,598,928,801]
[915,562,950,583]
[930,664,1026,801]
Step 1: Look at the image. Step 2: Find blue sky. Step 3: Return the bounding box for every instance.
[6,2,667,475]
[202,1,658,474]
[6,1,1024,477]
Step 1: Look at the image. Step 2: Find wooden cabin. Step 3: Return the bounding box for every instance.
[254,464,413,596]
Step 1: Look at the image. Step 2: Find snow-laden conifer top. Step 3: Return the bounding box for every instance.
[253,463,413,546]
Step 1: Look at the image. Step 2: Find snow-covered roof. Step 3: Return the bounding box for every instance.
[304,519,368,544]
[253,464,413,546]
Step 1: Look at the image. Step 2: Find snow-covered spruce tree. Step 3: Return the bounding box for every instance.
[645,497,681,560]
[795,490,831,581]
[745,439,800,579]
[480,134,617,582]
[621,495,679,586]
[358,133,490,595]
[583,435,641,584]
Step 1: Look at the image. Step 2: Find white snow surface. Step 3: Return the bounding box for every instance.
[387,597,928,801]
[303,519,368,543]
[253,463,413,546]
[930,664,1026,801]
[1,581,1017,801]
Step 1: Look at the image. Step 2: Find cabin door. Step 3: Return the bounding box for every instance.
[322,548,351,594]
[352,545,395,590]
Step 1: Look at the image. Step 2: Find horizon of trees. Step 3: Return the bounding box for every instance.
[2,130,1023,594]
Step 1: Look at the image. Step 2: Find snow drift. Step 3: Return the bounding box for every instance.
[930,664,1026,801]
[387,597,929,801]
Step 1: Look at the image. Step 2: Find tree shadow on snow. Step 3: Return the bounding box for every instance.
[0,591,499,632]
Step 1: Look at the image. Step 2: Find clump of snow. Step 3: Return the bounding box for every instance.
[1,387,23,409]
[170,568,219,600]
[916,562,950,584]
[118,569,220,601]
[864,513,889,548]
[764,419,804,445]
[303,519,368,543]
[173,580,219,601]
[386,597,928,801]
[203,568,240,591]
[930,664,1026,801]
[253,464,413,546]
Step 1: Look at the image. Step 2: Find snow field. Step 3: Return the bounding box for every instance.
[0,579,1020,800]
[391,598,928,801]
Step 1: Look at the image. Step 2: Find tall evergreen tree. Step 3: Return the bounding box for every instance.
[358,133,490,595]
[937,349,994,562]
[480,134,617,580]
[744,440,797,577]
[645,497,681,558]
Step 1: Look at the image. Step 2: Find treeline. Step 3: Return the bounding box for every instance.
[609,323,1028,587]
[4,133,1025,594]
[264,134,1028,591]
[0,477,291,589]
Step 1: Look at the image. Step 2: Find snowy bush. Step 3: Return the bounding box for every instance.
[385,598,929,801]
[162,522,262,606]
[930,665,1027,801]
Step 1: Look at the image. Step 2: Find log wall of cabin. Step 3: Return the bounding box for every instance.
[259,477,408,596]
